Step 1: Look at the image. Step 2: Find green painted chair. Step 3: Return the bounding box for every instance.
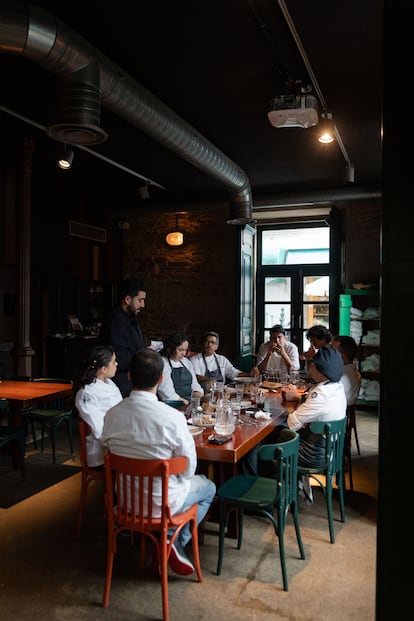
[297,418,347,543]
[22,378,74,464]
[216,428,305,591]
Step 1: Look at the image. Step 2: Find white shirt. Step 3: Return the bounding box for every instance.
[157,356,203,401]
[287,380,346,431]
[256,340,300,372]
[341,362,361,406]
[190,352,242,382]
[75,378,123,467]
[102,390,196,517]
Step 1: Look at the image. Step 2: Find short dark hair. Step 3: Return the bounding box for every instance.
[269,325,286,335]
[306,325,333,343]
[118,278,146,299]
[332,335,358,361]
[129,349,163,390]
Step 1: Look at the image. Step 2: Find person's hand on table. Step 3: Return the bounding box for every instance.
[281,384,300,402]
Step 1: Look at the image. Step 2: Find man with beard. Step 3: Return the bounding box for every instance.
[99,278,147,397]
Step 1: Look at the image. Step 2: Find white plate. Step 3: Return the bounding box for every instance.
[188,416,216,428]
[188,425,204,436]
[235,377,255,384]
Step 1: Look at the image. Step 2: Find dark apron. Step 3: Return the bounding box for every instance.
[201,354,224,391]
[169,360,193,402]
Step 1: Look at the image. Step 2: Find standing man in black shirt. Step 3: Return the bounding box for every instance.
[99,278,147,397]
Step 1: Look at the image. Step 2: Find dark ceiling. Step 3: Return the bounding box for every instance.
[0,0,382,213]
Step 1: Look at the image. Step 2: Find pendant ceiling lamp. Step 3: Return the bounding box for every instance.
[166,214,184,246]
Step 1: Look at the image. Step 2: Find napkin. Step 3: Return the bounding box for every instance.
[254,410,271,420]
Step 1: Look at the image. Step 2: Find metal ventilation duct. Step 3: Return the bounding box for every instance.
[0,1,252,223]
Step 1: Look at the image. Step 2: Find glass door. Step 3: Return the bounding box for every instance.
[256,220,340,357]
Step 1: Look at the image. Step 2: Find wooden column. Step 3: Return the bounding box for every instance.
[12,136,35,375]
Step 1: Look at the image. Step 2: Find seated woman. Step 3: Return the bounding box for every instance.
[157,333,204,406]
[74,344,123,468]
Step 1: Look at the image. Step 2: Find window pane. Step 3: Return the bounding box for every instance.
[304,276,329,301]
[264,304,291,329]
[303,304,330,329]
[262,228,330,265]
[264,276,290,301]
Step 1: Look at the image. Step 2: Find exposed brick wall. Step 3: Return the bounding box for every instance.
[121,207,240,360]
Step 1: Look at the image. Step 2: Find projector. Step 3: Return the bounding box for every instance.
[267,94,319,129]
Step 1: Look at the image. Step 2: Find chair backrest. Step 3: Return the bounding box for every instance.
[30,378,73,411]
[104,452,188,531]
[309,418,347,475]
[78,418,91,469]
[258,428,299,508]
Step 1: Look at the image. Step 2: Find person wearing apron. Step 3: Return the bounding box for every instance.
[190,330,256,392]
[157,333,204,405]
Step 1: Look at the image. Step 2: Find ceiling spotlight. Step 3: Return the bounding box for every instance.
[344,163,355,183]
[138,182,150,200]
[57,144,74,170]
[166,214,184,246]
[318,111,335,144]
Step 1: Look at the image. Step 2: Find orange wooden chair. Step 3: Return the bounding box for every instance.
[75,419,105,538]
[102,452,202,621]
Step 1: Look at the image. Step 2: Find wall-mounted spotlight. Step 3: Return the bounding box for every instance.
[57,144,74,170]
[166,214,184,246]
[318,111,335,144]
[138,181,150,200]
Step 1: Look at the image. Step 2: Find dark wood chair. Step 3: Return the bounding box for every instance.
[22,378,74,464]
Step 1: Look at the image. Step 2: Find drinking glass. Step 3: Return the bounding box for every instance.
[235,384,244,400]
[256,388,265,408]
[231,398,241,422]
[192,407,203,426]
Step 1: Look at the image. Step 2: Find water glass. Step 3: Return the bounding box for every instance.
[231,398,241,421]
[192,406,203,426]
[256,388,265,408]
[190,396,201,410]
[279,371,289,385]
[235,384,244,400]
[289,369,299,385]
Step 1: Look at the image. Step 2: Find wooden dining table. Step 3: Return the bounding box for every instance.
[0,379,73,418]
[192,391,300,538]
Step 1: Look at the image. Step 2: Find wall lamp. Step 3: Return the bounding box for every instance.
[57,144,74,170]
[165,214,184,246]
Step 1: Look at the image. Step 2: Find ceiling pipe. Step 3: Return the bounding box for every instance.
[0,1,253,224]
[253,184,382,208]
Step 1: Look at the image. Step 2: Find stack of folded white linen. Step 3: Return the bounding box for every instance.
[350,321,363,342]
[350,306,363,319]
[360,352,380,372]
[362,306,380,319]
[361,329,380,346]
[359,378,380,401]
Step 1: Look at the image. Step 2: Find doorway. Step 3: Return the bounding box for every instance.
[255,219,341,356]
